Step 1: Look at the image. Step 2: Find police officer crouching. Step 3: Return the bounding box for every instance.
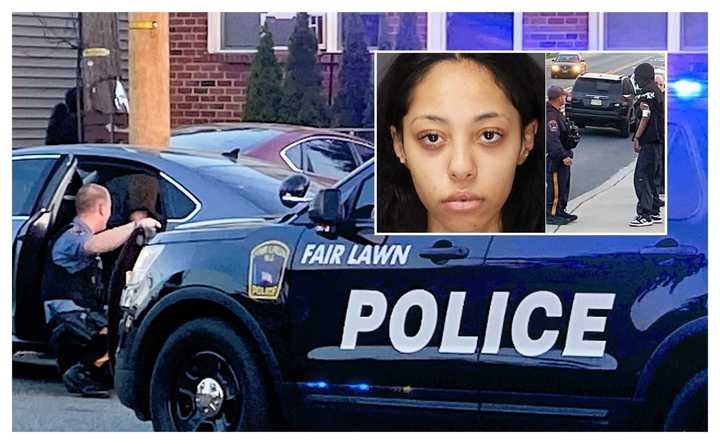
[41,183,160,397]
[546,85,581,225]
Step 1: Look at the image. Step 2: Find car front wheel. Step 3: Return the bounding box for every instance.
[663,369,707,431]
[149,317,270,431]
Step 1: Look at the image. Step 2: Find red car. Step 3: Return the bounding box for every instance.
[170,123,374,185]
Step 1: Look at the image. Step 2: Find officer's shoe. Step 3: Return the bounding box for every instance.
[546,215,570,225]
[557,210,578,222]
[650,213,663,224]
[629,215,653,227]
[62,363,111,398]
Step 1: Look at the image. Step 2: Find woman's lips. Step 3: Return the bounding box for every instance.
[441,192,484,212]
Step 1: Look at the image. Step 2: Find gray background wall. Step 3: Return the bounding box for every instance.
[11,13,129,148]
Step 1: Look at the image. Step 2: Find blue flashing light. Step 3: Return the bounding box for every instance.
[671,79,703,99]
[305,381,328,389]
[349,383,370,391]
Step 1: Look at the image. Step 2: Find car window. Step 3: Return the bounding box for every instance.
[283,144,303,171]
[573,78,622,94]
[303,139,357,180]
[350,177,374,220]
[12,157,57,216]
[161,178,196,221]
[78,162,162,227]
[354,143,375,163]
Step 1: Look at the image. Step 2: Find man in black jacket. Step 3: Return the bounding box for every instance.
[45,87,80,145]
[629,63,664,227]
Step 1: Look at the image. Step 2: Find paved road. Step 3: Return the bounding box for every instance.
[545,53,665,200]
[12,361,151,431]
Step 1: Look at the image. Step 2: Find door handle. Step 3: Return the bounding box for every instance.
[419,246,469,264]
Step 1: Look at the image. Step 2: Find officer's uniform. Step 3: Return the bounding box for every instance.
[41,217,108,373]
[633,86,664,220]
[546,102,574,218]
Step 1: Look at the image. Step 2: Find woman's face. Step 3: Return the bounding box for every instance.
[391,59,537,233]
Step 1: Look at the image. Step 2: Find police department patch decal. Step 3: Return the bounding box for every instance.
[248,241,290,300]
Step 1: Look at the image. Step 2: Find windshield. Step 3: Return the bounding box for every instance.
[169,128,282,153]
[556,55,579,63]
[573,78,622,94]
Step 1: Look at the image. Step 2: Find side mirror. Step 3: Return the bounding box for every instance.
[309,189,345,226]
[279,174,312,208]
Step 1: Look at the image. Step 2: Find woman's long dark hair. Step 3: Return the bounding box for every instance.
[377,53,545,233]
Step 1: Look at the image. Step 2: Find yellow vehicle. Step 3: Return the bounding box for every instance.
[551,53,588,79]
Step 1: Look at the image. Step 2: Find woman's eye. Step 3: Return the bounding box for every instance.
[419,133,444,146]
[480,131,502,144]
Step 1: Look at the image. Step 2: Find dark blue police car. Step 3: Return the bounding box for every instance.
[113,157,706,431]
[12,144,319,352]
[112,54,707,431]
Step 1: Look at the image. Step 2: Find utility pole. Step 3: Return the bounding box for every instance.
[128,12,170,149]
[79,12,125,143]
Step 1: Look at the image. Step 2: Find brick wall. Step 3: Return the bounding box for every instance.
[169,12,427,128]
[522,12,588,50]
[170,13,250,127]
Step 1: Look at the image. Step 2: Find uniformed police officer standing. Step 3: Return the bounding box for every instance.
[41,183,160,396]
[629,63,664,227]
[546,85,578,225]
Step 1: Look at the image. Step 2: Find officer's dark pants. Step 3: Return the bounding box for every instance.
[634,143,661,218]
[48,309,108,374]
[546,161,570,216]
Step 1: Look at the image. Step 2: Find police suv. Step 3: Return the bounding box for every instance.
[113,59,706,432]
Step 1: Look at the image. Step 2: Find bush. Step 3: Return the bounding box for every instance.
[244,24,283,122]
[278,13,329,126]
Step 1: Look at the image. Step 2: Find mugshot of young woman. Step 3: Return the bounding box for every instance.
[376,53,546,233]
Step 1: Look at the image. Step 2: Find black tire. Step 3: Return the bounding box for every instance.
[149,318,270,431]
[663,369,707,431]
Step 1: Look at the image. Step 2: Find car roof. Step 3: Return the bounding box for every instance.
[577,72,625,81]
[171,122,369,144]
[11,143,293,174]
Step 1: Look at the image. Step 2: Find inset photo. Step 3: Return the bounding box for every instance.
[545,52,666,233]
[376,52,546,234]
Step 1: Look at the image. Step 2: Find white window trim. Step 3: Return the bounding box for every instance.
[588,12,601,50]
[426,12,446,50]
[667,12,681,52]
[513,13,523,50]
[207,12,331,54]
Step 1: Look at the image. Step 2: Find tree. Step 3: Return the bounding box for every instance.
[244,23,283,122]
[332,13,371,128]
[395,13,421,50]
[278,13,329,126]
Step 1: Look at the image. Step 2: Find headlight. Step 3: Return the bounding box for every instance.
[551,65,560,72]
[120,244,165,309]
[572,64,581,71]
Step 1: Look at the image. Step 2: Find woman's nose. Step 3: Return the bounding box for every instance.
[447,144,477,181]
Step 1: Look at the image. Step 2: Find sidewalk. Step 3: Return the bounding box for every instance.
[547,160,666,234]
